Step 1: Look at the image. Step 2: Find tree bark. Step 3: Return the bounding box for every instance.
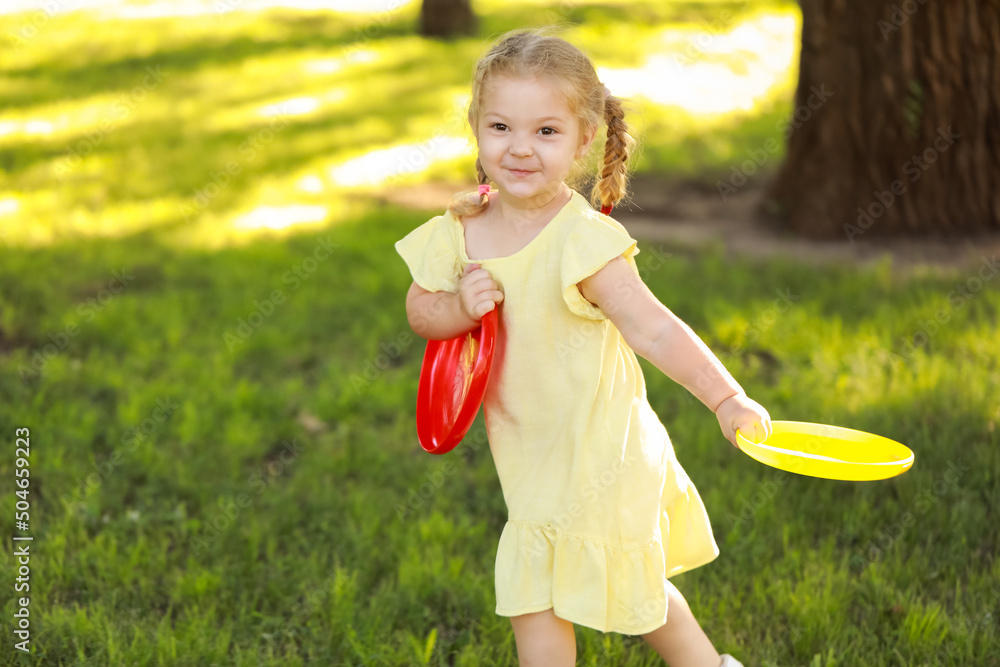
[768,0,1000,239]
[420,0,476,39]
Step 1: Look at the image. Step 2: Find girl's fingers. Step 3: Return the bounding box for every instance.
[750,420,768,444]
[467,277,503,300]
[736,420,763,444]
[467,274,493,288]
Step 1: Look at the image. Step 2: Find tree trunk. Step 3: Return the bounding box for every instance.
[420,0,476,39]
[767,0,1000,240]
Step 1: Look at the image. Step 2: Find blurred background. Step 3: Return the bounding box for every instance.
[0,0,998,665]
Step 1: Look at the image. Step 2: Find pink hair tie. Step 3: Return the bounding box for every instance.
[601,204,613,215]
[478,184,490,197]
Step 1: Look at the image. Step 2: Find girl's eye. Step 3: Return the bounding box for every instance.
[539,127,557,136]
[491,123,507,131]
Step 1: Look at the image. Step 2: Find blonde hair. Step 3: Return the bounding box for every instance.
[448,29,636,218]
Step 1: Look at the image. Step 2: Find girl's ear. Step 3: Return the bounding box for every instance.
[576,124,598,158]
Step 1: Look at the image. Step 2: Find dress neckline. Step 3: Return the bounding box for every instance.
[453,190,585,263]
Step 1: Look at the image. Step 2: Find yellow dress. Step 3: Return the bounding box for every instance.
[394,189,719,635]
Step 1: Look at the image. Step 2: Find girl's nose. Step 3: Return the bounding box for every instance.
[508,135,533,157]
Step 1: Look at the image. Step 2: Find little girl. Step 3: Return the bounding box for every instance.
[395,30,770,667]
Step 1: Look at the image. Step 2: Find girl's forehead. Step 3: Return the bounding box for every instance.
[481,74,575,116]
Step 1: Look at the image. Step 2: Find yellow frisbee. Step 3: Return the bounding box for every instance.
[735,421,914,481]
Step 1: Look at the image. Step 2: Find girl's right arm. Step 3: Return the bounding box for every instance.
[405,263,504,340]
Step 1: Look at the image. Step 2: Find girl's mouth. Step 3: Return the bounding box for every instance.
[508,169,535,177]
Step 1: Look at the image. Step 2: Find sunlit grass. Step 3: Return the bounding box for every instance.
[0,0,414,19]
[599,12,798,114]
[0,0,800,249]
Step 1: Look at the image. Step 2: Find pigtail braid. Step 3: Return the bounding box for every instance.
[447,156,492,218]
[594,94,635,214]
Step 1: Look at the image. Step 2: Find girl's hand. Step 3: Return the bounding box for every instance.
[715,393,771,448]
[458,263,504,320]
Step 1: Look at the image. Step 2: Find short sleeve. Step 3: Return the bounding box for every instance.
[394,214,463,293]
[560,213,641,320]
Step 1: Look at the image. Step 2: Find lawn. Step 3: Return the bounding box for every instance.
[1,1,998,666]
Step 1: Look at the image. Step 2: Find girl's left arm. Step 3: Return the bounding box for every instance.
[579,256,771,446]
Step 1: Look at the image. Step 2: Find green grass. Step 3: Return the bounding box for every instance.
[0,0,799,247]
[2,204,998,666]
[2,1,998,665]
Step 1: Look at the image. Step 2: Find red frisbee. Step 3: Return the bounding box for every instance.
[416,308,498,454]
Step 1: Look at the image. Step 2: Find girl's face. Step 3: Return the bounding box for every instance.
[477,75,596,208]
